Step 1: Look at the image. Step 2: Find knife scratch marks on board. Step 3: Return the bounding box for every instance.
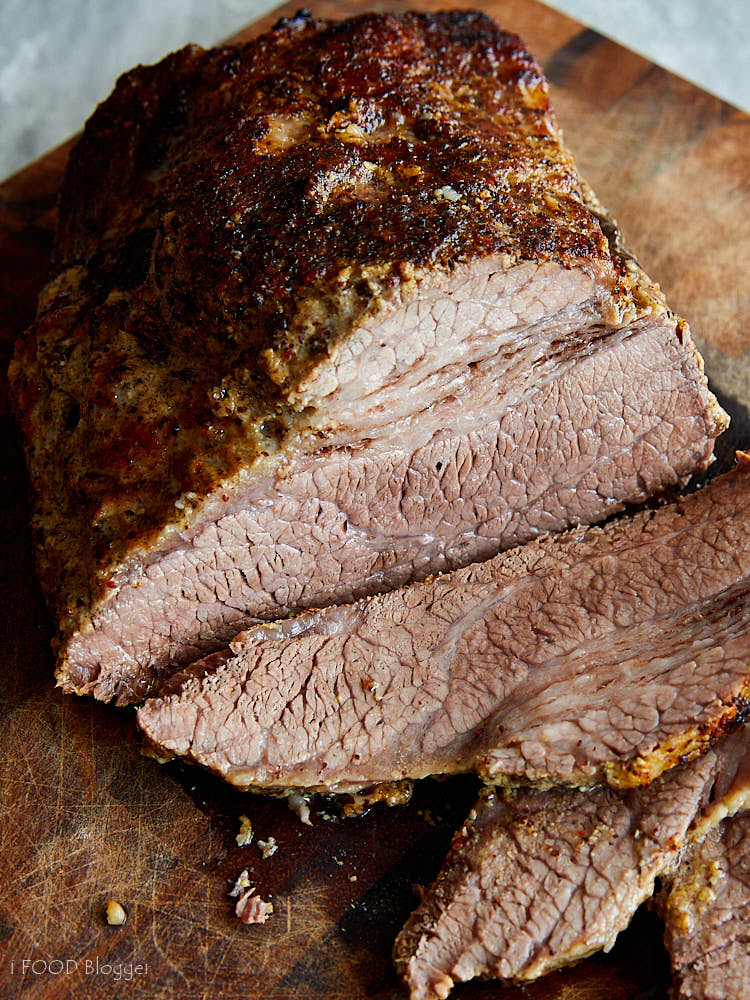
[0,790,37,855]
[12,833,94,946]
[202,818,216,982]
[47,701,66,941]
[149,873,192,991]
[204,850,209,985]
[135,760,144,955]
[276,884,332,949]
[205,925,246,995]
[12,714,44,798]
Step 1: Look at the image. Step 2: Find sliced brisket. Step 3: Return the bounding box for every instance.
[394,727,750,1000]
[137,457,750,793]
[657,813,750,1000]
[8,11,726,704]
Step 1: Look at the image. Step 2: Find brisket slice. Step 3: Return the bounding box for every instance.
[393,727,750,1000]
[656,813,750,1000]
[8,11,726,705]
[137,457,750,793]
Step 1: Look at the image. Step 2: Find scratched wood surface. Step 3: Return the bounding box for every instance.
[1,1,749,998]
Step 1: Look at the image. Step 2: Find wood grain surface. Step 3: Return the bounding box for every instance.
[1,2,748,998]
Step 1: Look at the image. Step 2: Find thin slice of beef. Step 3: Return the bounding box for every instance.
[393,727,750,1000]
[137,456,750,794]
[656,813,750,1000]
[8,11,726,705]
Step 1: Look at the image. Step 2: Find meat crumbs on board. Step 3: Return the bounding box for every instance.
[105,900,127,926]
[235,890,274,925]
[235,814,254,846]
[229,866,273,925]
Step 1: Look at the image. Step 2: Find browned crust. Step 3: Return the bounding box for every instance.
[480,685,750,793]
[6,10,719,664]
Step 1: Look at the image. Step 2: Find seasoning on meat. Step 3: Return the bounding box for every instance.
[655,813,750,1000]
[8,10,727,705]
[394,726,750,998]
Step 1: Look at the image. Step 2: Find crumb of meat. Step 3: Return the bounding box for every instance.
[235,889,274,925]
[287,791,312,825]
[105,900,127,926]
[257,837,278,859]
[229,869,252,898]
[236,815,254,846]
[339,781,414,816]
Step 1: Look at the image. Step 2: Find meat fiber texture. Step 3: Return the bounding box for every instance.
[7,10,727,705]
[137,456,750,794]
[656,812,750,1000]
[393,726,750,1000]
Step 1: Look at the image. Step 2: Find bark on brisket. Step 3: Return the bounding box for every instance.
[137,457,750,792]
[8,10,727,702]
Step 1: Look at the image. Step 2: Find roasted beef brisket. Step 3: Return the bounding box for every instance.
[394,727,750,999]
[656,812,750,1000]
[8,10,726,704]
[137,457,750,793]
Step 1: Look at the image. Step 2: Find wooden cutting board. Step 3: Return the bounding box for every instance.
[1,2,748,998]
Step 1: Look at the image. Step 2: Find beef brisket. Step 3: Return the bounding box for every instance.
[394,727,750,1000]
[656,813,750,1000]
[8,11,726,704]
[137,457,750,793]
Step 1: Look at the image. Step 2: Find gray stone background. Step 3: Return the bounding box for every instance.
[1,0,749,180]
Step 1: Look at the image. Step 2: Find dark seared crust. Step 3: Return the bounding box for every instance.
[6,10,717,663]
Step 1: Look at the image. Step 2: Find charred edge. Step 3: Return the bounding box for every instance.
[607,688,750,791]
[482,690,750,795]
[271,8,315,34]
